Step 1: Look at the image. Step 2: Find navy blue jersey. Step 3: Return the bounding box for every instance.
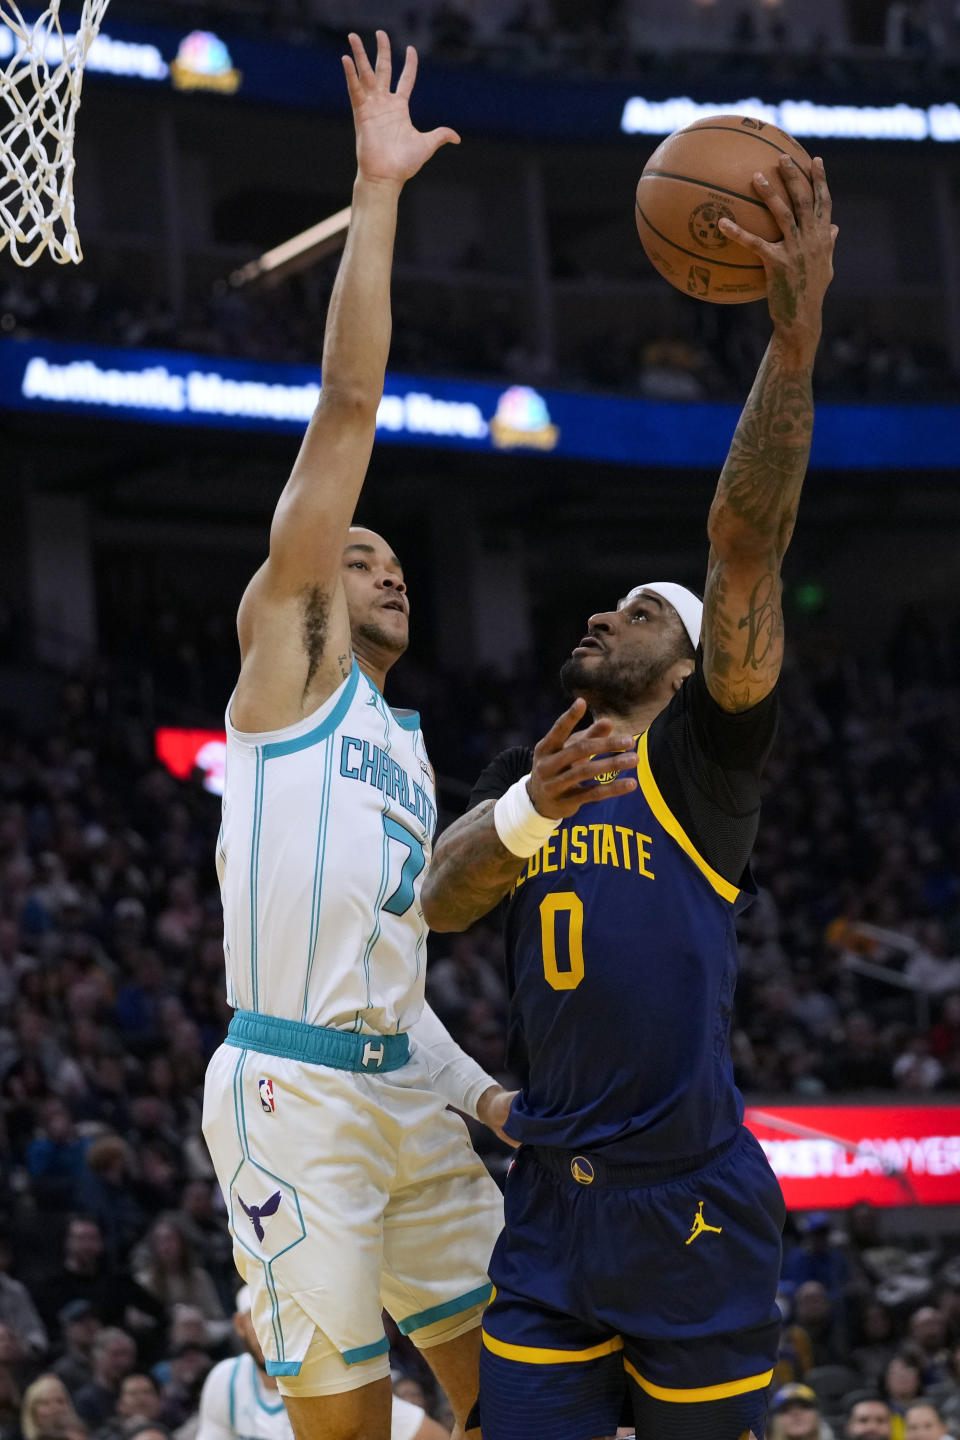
[469,651,777,1164]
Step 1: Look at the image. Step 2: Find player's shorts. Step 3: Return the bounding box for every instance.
[202,1026,503,1393]
[477,1125,784,1440]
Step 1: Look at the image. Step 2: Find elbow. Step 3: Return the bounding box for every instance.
[707,502,779,563]
[316,382,382,422]
[421,880,466,934]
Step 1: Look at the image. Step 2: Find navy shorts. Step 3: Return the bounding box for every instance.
[478,1126,785,1440]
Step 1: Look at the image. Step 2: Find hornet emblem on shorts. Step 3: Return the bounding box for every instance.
[239,1191,282,1242]
[685,1200,723,1245]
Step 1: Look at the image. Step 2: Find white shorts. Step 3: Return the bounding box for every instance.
[202,1039,503,1387]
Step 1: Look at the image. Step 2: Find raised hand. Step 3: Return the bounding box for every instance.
[718,154,838,352]
[527,698,638,821]
[342,30,460,187]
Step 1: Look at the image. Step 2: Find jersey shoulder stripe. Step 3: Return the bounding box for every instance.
[636,730,739,903]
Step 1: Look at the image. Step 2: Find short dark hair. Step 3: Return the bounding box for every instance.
[844,1390,888,1420]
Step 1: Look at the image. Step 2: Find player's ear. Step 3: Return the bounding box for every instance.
[671,659,695,691]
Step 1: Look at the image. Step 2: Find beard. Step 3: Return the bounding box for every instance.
[356,616,408,657]
[560,649,675,715]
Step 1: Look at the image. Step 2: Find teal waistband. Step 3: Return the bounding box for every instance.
[226,1011,410,1073]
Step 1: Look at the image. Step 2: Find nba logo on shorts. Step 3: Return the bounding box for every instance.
[258,1078,275,1113]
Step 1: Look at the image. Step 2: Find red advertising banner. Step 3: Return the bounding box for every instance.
[155,727,227,795]
[745,1105,960,1209]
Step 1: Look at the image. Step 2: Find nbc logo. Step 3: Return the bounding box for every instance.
[171,31,241,94]
[490,386,559,451]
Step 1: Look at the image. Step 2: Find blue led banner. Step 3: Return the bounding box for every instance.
[2,12,959,143]
[1,337,958,470]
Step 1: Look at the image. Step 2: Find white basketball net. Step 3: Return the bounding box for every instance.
[0,0,110,265]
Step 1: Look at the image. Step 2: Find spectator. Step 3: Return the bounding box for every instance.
[794,1281,848,1367]
[26,1100,91,1212]
[846,1395,893,1439]
[76,1139,145,1267]
[33,1219,164,1361]
[904,1401,953,1439]
[768,1382,834,1440]
[783,1213,850,1312]
[110,1373,164,1434]
[132,1219,228,1348]
[908,1308,950,1384]
[51,1302,101,1397]
[0,1226,48,1359]
[882,1350,926,1434]
[73,1329,137,1430]
[155,1344,211,1432]
[852,1302,900,1389]
[20,1375,85,1440]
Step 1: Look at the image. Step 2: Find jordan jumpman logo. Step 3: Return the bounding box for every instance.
[685,1200,723,1245]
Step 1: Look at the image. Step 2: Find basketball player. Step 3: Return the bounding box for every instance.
[201,32,504,1440]
[196,1288,449,1440]
[421,155,838,1440]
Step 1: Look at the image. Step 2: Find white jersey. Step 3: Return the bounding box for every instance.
[218,662,437,1034]
[196,1354,429,1440]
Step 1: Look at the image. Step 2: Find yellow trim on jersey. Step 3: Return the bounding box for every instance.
[481,1330,623,1365]
[623,1357,772,1402]
[635,731,739,903]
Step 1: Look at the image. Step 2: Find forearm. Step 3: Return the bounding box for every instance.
[408,1003,494,1118]
[421,801,526,933]
[708,333,817,561]
[319,175,400,406]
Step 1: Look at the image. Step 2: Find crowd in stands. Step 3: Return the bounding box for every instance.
[1,603,960,1434]
[2,267,952,405]
[106,0,960,84]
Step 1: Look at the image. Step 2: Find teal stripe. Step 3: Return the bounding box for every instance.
[397,1283,493,1335]
[301,735,334,1022]
[252,1360,285,1416]
[262,662,360,758]
[390,708,421,732]
[262,1263,284,1365]
[264,1361,302,1376]
[359,690,393,1004]
[249,748,264,1009]
[341,1336,390,1366]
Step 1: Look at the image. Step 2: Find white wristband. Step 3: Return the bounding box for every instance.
[493,774,561,858]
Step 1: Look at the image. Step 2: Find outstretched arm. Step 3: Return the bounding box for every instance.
[233,33,458,730]
[703,155,837,713]
[422,701,638,933]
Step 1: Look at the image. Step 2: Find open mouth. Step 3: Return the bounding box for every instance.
[381,599,406,614]
[573,635,604,654]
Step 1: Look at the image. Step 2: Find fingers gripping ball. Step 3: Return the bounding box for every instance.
[635,114,814,303]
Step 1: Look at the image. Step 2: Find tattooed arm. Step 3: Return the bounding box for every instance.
[702,153,837,713]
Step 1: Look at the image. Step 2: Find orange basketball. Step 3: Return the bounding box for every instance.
[635,115,814,304]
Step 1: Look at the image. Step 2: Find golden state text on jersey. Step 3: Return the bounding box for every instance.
[502,731,752,1163]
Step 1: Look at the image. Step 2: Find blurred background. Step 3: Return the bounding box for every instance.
[3,0,960,1434]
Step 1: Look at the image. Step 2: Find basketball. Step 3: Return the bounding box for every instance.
[635,115,815,304]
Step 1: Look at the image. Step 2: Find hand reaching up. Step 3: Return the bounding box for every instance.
[343,30,460,187]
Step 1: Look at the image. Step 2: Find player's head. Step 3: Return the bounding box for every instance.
[342,526,409,665]
[845,1396,892,1440]
[232,1287,265,1370]
[560,582,700,718]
